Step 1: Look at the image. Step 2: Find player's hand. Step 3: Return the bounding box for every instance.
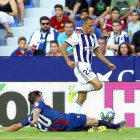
[67,60,75,69]
[30,120,38,124]
[108,63,116,71]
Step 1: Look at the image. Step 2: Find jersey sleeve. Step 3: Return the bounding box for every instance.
[107,34,113,45]
[127,23,131,32]
[65,33,78,47]
[124,34,129,43]
[34,100,46,110]
[21,115,30,127]
[103,20,108,30]
[121,20,125,30]
[28,31,37,46]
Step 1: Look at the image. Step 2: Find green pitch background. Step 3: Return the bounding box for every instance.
[0,127,140,140]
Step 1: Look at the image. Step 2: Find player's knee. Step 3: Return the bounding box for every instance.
[94,83,103,90]
[105,14,111,20]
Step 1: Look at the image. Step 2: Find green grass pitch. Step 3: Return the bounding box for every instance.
[0,127,140,140]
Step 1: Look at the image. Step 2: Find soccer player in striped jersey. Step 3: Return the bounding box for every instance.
[0,91,126,132]
[61,16,116,113]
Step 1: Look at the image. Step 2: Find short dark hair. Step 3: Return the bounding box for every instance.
[40,16,50,23]
[82,16,93,25]
[112,19,121,25]
[50,40,59,47]
[80,9,89,15]
[28,91,42,104]
[18,36,26,43]
[98,37,106,44]
[111,7,120,13]
[64,20,74,28]
[54,4,63,11]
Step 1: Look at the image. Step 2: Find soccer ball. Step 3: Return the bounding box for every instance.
[100,108,115,122]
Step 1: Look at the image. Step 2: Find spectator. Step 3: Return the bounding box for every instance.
[57,20,74,56]
[116,42,134,56]
[15,0,24,26]
[50,4,69,33]
[64,0,88,22]
[128,9,140,42]
[88,0,111,31]
[135,47,140,55]
[27,16,59,55]
[46,41,62,56]
[11,37,33,56]
[107,19,129,53]
[75,9,95,34]
[93,37,114,56]
[103,7,125,37]
[0,0,18,38]
[110,0,139,25]
[131,30,140,52]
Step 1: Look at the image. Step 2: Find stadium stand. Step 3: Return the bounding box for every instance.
[0,0,65,56]
[0,16,18,29]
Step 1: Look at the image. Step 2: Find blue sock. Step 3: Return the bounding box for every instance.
[98,120,120,129]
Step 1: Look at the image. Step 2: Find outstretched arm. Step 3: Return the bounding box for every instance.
[30,108,41,125]
[94,48,116,70]
[0,123,23,132]
[60,42,75,69]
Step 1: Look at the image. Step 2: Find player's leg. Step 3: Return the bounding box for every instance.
[71,92,87,113]
[86,116,127,131]
[89,77,103,91]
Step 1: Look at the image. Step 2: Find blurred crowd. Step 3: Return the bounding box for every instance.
[0,0,140,56]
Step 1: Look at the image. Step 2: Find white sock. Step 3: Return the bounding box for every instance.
[71,101,83,113]
[73,83,94,93]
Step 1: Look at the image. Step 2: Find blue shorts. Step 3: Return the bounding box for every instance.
[64,113,87,131]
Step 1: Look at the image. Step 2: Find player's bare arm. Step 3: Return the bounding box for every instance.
[60,42,75,69]
[30,108,41,125]
[94,48,116,70]
[0,123,23,132]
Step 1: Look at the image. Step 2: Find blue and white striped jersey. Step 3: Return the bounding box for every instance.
[28,28,59,54]
[107,30,129,46]
[65,30,98,64]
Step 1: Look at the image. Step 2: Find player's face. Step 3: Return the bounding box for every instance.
[120,44,128,55]
[40,20,50,32]
[83,19,94,34]
[64,23,74,35]
[131,13,139,22]
[50,43,59,54]
[112,23,121,33]
[55,8,63,17]
[98,39,106,53]
[18,40,26,50]
[80,12,89,19]
[111,11,120,19]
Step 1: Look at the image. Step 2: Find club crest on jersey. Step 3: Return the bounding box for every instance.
[35,102,39,107]
[68,37,72,40]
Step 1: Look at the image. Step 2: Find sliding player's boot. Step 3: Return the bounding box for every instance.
[88,126,106,132]
[68,85,76,103]
[116,119,127,131]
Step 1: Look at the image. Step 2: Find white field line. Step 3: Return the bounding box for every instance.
[0,137,140,140]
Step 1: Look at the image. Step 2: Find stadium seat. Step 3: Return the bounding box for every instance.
[0,46,17,56]
[0,16,18,29]
[24,0,34,9]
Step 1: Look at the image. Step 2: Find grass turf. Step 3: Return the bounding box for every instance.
[0,127,140,140]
